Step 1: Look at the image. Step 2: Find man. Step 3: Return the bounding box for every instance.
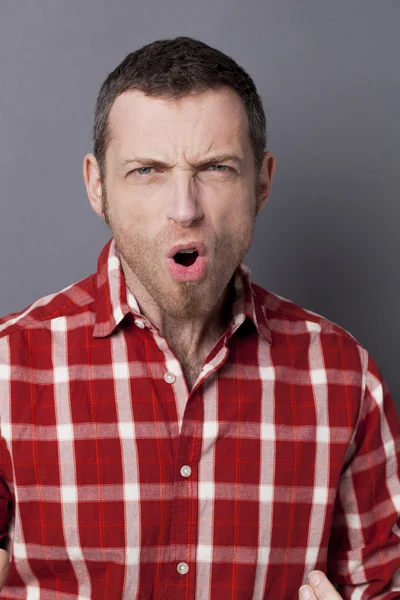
[0,36,398,599]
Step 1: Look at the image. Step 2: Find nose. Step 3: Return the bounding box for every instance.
[165,169,203,227]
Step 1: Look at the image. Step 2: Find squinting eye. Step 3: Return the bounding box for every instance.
[207,164,229,171]
[135,167,152,175]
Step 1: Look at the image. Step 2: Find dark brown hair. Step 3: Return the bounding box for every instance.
[93,36,267,180]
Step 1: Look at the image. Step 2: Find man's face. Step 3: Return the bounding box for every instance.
[98,87,274,319]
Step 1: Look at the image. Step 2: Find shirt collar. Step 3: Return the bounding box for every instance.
[93,238,272,344]
[93,239,131,338]
[230,261,272,344]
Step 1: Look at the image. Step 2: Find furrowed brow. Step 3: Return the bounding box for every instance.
[118,153,244,171]
[193,154,244,168]
[119,157,171,170]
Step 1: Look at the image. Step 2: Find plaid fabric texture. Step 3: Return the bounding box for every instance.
[0,238,399,599]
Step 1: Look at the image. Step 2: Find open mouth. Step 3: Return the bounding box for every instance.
[173,249,199,267]
[166,243,206,281]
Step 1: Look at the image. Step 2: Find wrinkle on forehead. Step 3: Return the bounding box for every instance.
[107,87,251,166]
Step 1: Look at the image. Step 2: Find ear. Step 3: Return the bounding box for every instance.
[256,151,276,214]
[83,154,104,218]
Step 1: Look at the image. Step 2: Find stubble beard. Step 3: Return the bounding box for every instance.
[101,189,257,320]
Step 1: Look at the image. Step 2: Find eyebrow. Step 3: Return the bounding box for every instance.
[118,153,244,171]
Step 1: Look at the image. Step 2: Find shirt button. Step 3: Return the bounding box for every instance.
[180,465,192,478]
[134,320,145,329]
[164,371,176,384]
[177,562,189,575]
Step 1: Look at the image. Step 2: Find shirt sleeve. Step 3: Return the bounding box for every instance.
[327,348,400,599]
[0,476,12,550]
[0,434,13,551]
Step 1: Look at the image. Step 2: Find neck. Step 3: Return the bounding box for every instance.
[121,258,235,356]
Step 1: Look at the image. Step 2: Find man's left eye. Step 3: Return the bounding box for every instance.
[207,165,229,172]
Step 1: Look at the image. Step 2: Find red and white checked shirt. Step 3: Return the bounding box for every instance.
[0,238,399,599]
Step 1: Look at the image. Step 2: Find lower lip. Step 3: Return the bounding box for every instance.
[166,256,207,282]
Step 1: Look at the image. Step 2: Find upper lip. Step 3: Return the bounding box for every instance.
[166,242,206,258]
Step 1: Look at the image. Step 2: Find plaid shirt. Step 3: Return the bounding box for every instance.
[0,238,399,600]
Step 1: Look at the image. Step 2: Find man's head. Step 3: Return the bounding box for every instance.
[84,37,275,320]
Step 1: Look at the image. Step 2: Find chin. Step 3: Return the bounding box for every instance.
[160,286,213,319]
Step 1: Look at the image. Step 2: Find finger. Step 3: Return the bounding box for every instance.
[307,571,342,599]
[299,584,318,600]
[0,549,10,591]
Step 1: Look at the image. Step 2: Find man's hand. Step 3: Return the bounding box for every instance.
[299,570,342,599]
[0,549,10,591]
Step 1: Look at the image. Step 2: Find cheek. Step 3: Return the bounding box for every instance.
[207,191,256,233]
[106,185,156,227]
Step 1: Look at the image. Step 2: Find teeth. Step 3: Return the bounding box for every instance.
[178,249,197,254]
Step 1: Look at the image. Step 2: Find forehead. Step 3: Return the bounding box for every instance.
[106,87,251,160]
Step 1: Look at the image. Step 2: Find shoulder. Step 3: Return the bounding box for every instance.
[0,273,97,342]
[251,281,366,360]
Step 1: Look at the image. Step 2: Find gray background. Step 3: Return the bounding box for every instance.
[0,1,399,410]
